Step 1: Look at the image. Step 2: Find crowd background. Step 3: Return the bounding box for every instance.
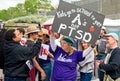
[0,25,120,81]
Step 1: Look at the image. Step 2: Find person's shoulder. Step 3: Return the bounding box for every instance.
[115,47,120,50]
[117,47,120,51]
[26,40,33,44]
[113,47,120,54]
[16,44,29,51]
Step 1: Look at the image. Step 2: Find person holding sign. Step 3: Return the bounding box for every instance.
[50,1,105,81]
[37,29,53,81]
[49,32,96,81]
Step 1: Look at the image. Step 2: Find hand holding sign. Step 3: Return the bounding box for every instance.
[39,44,49,60]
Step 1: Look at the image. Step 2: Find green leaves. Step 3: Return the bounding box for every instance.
[0,0,55,21]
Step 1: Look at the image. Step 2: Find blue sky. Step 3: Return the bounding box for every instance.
[0,0,78,10]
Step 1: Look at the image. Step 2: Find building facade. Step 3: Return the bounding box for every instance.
[73,0,120,20]
[73,0,120,45]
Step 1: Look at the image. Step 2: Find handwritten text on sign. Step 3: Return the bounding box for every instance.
[52,1,105,44]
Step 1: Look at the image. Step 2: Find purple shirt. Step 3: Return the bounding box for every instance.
[50,46,83,81]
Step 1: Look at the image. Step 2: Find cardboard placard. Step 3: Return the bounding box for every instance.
[52,1,105,44]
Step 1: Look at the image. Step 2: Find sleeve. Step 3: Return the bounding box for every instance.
[0,43,4,69]
[50,35,57,52]
[77,50,84,62]
[49,45,55,55]
[49,45,60,57]
[82,46,94,57]
[79,50,94,67]
[0,53,4,69]
[18,39,42,60]
[99,49,120,72]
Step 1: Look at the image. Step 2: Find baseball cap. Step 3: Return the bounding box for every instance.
[101,26,106,30]
[105,33,119,42]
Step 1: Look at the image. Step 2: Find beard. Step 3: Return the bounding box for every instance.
[106,43,110,48]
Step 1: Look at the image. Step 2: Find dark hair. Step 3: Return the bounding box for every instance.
[27,33,31,38]
[27,32,38,38]
[102,29,106,34]
[17,28,25,35]
[43,34,49,38]
[42,34,50,44]
[4,29,16,41]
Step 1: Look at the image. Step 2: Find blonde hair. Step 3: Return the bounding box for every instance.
[79,41,90,50]
[69,46,76,55]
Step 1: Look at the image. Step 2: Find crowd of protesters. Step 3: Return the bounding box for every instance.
[0,25,120,81]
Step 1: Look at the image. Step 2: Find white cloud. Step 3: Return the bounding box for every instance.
[0,0,25,10]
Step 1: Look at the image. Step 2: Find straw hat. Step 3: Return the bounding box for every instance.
[41,28,49,34]
[26,26,40,34]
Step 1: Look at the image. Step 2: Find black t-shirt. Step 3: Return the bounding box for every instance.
[26,40,34,47]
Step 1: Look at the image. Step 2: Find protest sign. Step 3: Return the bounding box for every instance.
[52,0,105,44]
[38,44,49,60]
